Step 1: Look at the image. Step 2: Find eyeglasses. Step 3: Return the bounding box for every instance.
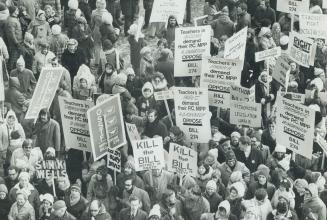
[23,146,32,149]
[90,209,99,212]
[125,184,132,187]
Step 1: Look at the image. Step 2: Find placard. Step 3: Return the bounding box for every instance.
[132,137,165,171]
[277,0,310,14]
[174,26,211,77]
[107,148,121,173]
[275,96,315,159]
[154,89,174,100]
[200,57,242,107]
[299,14,327,40]
[59,97,93,152]
[272,55,291,87]
[174,87,211,143]
[317,135,327,154]
[25,67,63,119]
[149,0,187,24]
[168,143,197,177]
[87,94,126,161]
[230,100,261,127]
[230,85,255,102]
[323,0,327,8]
[278,91,305,104]
[288,32,316,67]
[35,159,67,179]
[125,122,141,141]
[224,27,248,64]
[255,47,281,62]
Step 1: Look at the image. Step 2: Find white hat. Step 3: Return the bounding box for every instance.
[51,25,61,35]
[40,193,54,204]
[102,12,113,25]
[230,182,245,197]
[206,180,217,190]
[149,204,161,218]
[280,35,289,46]
[16,55,25,65]
[310,78,324,92]
[275,144,286,153]
[68,0,79,10]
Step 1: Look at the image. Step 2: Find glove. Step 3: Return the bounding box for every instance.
[261,98,266,104]
[270,94,275,100]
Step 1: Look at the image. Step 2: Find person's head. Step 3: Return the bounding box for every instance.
[96,0,106,9]
[149,204,161,220]
[18,172,30,188]
[162,189,176,207]
[129,195,141,213]
[57,176,70,190]
[157,39,168,50]
[96,166,107,181]
[217,200,230,218]
[239,136,251,151]
[230,132,240,146]
[124,160,134,175]
[274,144,286,160]
[279,178,291,192]
[260,71,268,83]
[90,200,101,217]
[22,139,33,156]
[304,184,319,201]
[237,3,247,15]
[0,184,8,200]
[206,180,217,196]
[79,78,88,89]
[124,178,133,191]
[198,161,209,175]
[16,55,25,71]
[37,10,46,21]
[8,166,19,180]
[168,15,177,27]
[51,57,59,67]
[70,184,81,199]
[259,0,267,9]
[152,169,162,177]
[44,5,53,17]
[257,169,269,185]
[147,109,158,123]
[81,162,89,182]
[38,108,50,123]
[6,111,16,126]
[67,39,78,53]
[225,150,236,167]
[190,185,202,200]
[316,38,325,49]
[229,182,245,200]
[40,193,54,210]
[254,188,267,205]
[53,200,67,217]
[9,6,18,17]
[39,41,49,55]
[16,190,27,206]
[294,179,308,196]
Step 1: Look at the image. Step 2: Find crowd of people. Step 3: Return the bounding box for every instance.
[0,0,327,219]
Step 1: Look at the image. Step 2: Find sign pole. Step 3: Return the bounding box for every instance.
[164,99,173,126]
[83,151,87,162]
[179,175,183,186]
[114,170,117,185]
[321,153,325,171]
[52,177,57,198]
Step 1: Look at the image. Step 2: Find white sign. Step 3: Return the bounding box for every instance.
[278,91,305,104]
[275,96,315,159]
[224,27,248,64]
[149,0,187,24]
[255,47,281,62]
[323,0,327,8]
[288,32,317,67]
[200,57,242,107]
[317,135,327,154]
[277,0,310,14]
[125,122,141,141]
[174,26,211,77]
[154,89,174,100]
[107,148,121,173]
[132,137,165,171]
[299,14,327,40]
[168,143,197,177]
[174,87,211,143]
[230,85,255,102]
[273,55,291,87]
[230,100,262,127]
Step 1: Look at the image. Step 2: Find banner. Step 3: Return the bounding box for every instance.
[168,143,197,177]
[107,148,121,173]
[288,32,316,67]
[200,57,242,107]
[275,96,315,159]
[149,0,187,24]
[59,97,93,152]
[174,26,211,77]
[272,55,291,87]
[87,94,126,161]
[154,89,174,100]
[230,100,261,127]
[278,91,305,104]
[132,137,165,171]
[255,47,281,62]
[299,14,327,40]
[174,87,211,143]
[35,159,67,179]
[125,122,141,141]
[224,27,248,64]
[277,0,310,14]
[230,85,255,102]
[25,67,63,119]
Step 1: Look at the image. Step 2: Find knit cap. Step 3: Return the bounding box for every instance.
[225,150,236,161]
[71,184,81,193]
[206,180,217,191]
[40,193,54,204]
[53,200,66,210]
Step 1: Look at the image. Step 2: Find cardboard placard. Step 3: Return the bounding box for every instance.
[107,148,121,173]
[255,47,281,62]
[230,100,262,127]
[154,89,174,100]
[125,122,141,141]
[230,85,255,102]
[149,0,187,24]
[272,55,291,88]
[224,27,248,65]
[299,14,327,39]
[35,159,67,179]
[278,91,305,104]
[277,0,310,14]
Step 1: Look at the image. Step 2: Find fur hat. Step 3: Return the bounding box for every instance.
[206,180,217,190]
[68,0,79,10]
[257,167,270,179]
[230,171,243,183]
[51,25,61,35]
[40,193,54,204]
[294,178,308,190]
[230,182,245,198]
[115,73,127,86]
[231,131,241,139]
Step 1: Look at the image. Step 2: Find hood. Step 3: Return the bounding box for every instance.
[218,200,230,215]
[306,183,319,198]
[76,64,94,89]
[5,109,18,125]
[167,15,179,27]
[0,9,9,20]
[142,82,154,98]
[9,77,20,89]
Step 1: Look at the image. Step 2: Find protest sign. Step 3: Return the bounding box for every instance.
[275,96,315,159]
[107,148,121,173]
[317,135,327,154]
[324,0,327,8]
[154,89,174,101]
[35,159,67,179]
[174,26,211,77]
[58,97,93,152]
[255,47,281,62]
[132,137,165,171]
[125,122,141,141]
[305,90,327,104]
[25,67,63,119]
[87,94,126,161]
[149,0,187,24]
[277,0,310,14]
[272,55,291,87]
[230,100,261,127]
[278,91,305,104]
[224,27,247,64]
[200,57,242,107]
[288,32,317,68]
[174,87,211,143]
[230,85,255,102]
[168,143,197,177]
[299,14,327,40]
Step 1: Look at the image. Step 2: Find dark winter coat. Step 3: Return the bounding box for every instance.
[120,0,139,17]
[143,118,168,139]
[65,196,88,220]
[118,207,147,220]
[234,147,264,173]
[0,197,11,220]
[33,118,61,153]
[211,13,234,39]
[61,48,86,80]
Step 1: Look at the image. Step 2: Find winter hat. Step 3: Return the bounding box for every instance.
[68,0,79,10]
[16,55,25,65]
[46,147,55,156]
[206,180,217,191]
[8,6,17,15]
[275,144,286,153]
[218,200,231,214]
[71,184,81,193]
[0,184,8,195]
[225,150,236,161]
[127,24,137,36]
[257,167,270,179]
[230,171,243,183]
[280,178,291,190]
[294,179,308,190]
[96,165,108,176]
[314,67,325,76]
[51,25,61,35]
[16,189,28,200]
[255,188,267,201]
[125,67,135,76]
[259,71,269,79]
[258,27,271,38]
[280,35,289,46]
[149,204,161,218]
[19,171,30,181]
[37,10,45,18]
[208,149,218,160]
[102,39,113,50]
[40,193,54,204]
[305,183,319,198]
[102,12,113,25]
[231,131,241,139]
[230,182,245,197]
[68,38,78,46]
[24,32,34,43]
[53,200,66,210]
[142,82,154,98]
[115,73,127,86]
[124,160,135,170]
[310,77,324,91]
